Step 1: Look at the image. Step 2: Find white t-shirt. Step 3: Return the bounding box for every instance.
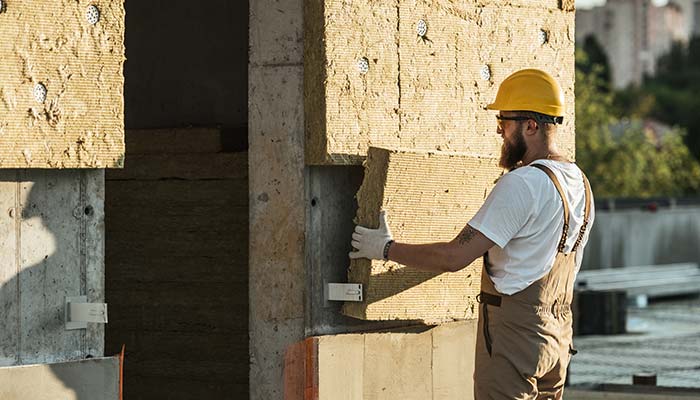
[468,159,595,295]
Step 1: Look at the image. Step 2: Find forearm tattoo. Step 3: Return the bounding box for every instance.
[458,225,477,245]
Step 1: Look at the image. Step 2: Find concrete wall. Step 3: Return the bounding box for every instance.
[252,0,575,398]
[582,206,700,269]
[249,0,306,397]
[0,170,104,365]
[105,128,248,399]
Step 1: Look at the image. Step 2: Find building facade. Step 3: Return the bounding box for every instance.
[577,0,691,88]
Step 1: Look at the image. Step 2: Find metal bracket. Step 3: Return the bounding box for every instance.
[325,283,363,302]
[65,296,108,330]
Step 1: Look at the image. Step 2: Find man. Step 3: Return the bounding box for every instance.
[349,68,594,399]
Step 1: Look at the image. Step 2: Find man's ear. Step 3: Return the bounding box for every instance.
[525,119,539,136]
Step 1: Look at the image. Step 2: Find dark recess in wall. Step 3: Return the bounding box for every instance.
[123,0,248,151]
[107,1,250,398]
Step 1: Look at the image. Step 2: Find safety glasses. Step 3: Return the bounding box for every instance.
[496,115,531,130]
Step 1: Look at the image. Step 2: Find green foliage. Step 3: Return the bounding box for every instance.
[575,46,700,198]
[636,37,700,158]
[578,35,612,90]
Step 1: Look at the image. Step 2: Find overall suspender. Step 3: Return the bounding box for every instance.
[530,164,592,254]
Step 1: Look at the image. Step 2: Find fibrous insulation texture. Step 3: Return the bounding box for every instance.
[0,0,125,168]
[305,0,575,164]
[343,147,504,322]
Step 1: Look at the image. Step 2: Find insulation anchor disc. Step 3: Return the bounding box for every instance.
[86,5,100,24]
[417,20,427,37]
[33,84,47,103]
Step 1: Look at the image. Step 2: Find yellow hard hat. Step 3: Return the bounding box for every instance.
[486,69,564,117]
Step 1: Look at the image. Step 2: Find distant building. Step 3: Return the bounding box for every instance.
[695,0,700,35]
[673,0,699,37]
[577,0,691,88]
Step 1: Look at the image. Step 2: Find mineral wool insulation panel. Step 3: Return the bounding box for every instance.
[343,147,503,322]
[0,0,125,168]
[305,1,575,165]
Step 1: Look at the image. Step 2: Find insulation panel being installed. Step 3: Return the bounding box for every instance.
[0,0,125,168]
[305,0,575,165]
[343,147,504,322]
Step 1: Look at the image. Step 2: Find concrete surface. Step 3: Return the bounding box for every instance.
[0,170,104,365]
[344,148,503,322]
[581,206,700,271]
[259,0,577,397]
[569,296,700,388]
[0,356,120,400]
[0,0,125,168]
[567,386,700,400]
[249,0,306,398]
[306,165,427,335]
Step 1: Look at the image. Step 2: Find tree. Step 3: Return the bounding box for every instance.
[640,39,700,158]
[580,35,612,89]
[575,48,700,198]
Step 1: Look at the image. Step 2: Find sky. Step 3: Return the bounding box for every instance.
[575,0,668,10]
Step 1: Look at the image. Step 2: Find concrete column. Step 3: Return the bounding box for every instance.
[249,1,306,399]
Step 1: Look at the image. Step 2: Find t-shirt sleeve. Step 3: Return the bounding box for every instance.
[467,172,535,248]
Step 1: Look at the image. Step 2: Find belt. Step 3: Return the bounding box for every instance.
[476,291,502,307]
[478,291,571,315]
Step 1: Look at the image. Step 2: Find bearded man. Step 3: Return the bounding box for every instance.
[349,69,595,400]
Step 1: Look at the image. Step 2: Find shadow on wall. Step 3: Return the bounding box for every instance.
[0,171,107,399]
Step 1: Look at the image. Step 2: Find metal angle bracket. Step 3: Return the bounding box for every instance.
[65,296,109,330]
[325,283,363,302]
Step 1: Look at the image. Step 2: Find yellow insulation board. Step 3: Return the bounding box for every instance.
[0,0,125,168]
[343,147,504,322]
[305,0,575,165]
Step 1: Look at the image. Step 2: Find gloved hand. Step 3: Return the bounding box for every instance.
[349,210,393,260]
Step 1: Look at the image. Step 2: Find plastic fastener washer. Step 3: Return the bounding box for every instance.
[358,57,369,74]
[417,20,427,37]
[33,84,47,103]
[86,5,100,25]
[480,65,491,81]
[538,30,548,45]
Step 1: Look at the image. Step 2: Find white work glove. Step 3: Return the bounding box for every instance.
[349,210,393,260]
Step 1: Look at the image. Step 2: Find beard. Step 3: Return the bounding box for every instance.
[499,125,527,170]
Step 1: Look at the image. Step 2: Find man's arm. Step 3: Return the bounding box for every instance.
[349,211,495,273]
[387,225,495,273]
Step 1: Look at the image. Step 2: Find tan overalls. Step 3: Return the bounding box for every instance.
[474,164,592,400]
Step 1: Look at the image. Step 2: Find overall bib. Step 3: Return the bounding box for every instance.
[474,164,592,400]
